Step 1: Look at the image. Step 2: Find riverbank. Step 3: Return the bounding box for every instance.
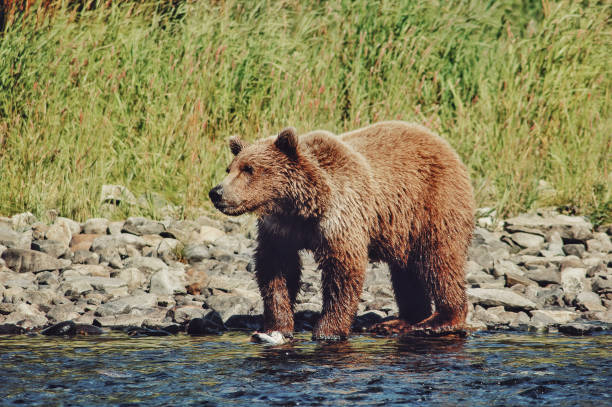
[0,209,610,337]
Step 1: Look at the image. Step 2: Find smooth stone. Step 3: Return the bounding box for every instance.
[184,244,210,263]
[205,292,261,323]
[505,272,537,287]
[0,226,32,249]
[73,250,100,265]
[31,240,70,259]
[186,311,225,335]
[41,321,76,336]
[149,268,186,295]
[93,314,146,328]
[46,304,81,323]
[115,268,148,290]
[83,218,110,235]
[198,226,226,244]
[94,293,157,317]
[4,303,48,328]
[2,249,71,273]
[492,259,524,277]
[122,217,165,236]
[467,288,537,311]
[592,276,612,293]
[524,267,561,285]
[563,244,586,258]
[529,310,579,324]
[510,232,545,249]
[575,291,606,312]
[560,268,588,298]
[60,280,94,298]
[171,306,208,324]
[504,213,593,243]
[123,257,168,274]
[46,222,72,248]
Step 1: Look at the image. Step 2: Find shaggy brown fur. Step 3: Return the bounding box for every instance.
[209,121,474,340]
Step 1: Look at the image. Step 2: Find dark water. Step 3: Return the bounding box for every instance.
[1,331,610,406]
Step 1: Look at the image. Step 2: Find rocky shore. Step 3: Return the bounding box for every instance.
[0,209,610,338]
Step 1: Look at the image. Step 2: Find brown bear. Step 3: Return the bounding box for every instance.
[209,121,474,340]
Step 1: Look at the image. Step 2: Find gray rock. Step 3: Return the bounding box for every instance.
[492,259,524,277]
[3,287,26,303]
[56,217,81,235]
[4,303,48,328]
[575,291,606,312]
[122,217,165,236]
[83,218,110,235]
[0,271,35,289]
[206,292,260,323]
[11,212,36,231]
[560,268,588,299]
[505,272,537,287]
[504,213,593,243]
[467,287,537,311]
[510,232,545,249]
[23,288,57,306]
[586,233,612,253]
[46,222,72,248]
[592,276,612,293]
[530,309,579,324]
[123,257,168,274]
[467,270,496,285]
[93,314,147,328]
[524,267,561,285]
[115,268,148,291]
[59,279,94,298]
[95,293,158,317]
[36,271,59,286]
[184,244,210,263]
[46,304,81,323]
[73,250,100,265]
[2,249,71,273]
[149,268,186,295]
[171,305,208,324]
[0,226,31,249]
[563,244,585,258]
[31,240,70,259]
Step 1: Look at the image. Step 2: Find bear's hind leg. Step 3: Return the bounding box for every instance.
[370,263,433,336]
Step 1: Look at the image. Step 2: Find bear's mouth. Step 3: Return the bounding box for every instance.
[213,201,248,216]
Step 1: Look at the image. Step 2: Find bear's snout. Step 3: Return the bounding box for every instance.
[208,185,223,204]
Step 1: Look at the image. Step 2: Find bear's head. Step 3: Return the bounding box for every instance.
[209,127,329,217]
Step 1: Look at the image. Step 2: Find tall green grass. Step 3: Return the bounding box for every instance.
[0,0,610,223]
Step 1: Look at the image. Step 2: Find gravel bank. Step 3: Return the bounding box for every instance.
[0,209,610,337]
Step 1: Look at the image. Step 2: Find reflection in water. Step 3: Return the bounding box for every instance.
[0,331,610,406]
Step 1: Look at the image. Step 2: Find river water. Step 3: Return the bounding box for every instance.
[1,331,610,406]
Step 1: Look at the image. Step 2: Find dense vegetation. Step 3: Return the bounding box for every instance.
[0,0,609,223]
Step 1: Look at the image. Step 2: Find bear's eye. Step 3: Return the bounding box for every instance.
[225,167,230,174]
[241,164,254,174]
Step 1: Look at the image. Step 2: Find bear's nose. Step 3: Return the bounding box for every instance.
[209,185,223,203]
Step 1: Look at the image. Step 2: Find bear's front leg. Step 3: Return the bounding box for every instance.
[255,242,302,337]
[313,251,366,341]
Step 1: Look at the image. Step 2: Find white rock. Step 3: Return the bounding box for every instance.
[467,288,537,310]
[530,309,579,324]
[560,268,587,297]
[510,232,545,249]
[149,268,186,295]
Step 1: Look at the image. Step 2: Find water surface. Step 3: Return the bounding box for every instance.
[1,331,610,406]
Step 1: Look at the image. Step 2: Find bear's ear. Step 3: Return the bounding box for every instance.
[228,136,245,156]
[275,127,298,158]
